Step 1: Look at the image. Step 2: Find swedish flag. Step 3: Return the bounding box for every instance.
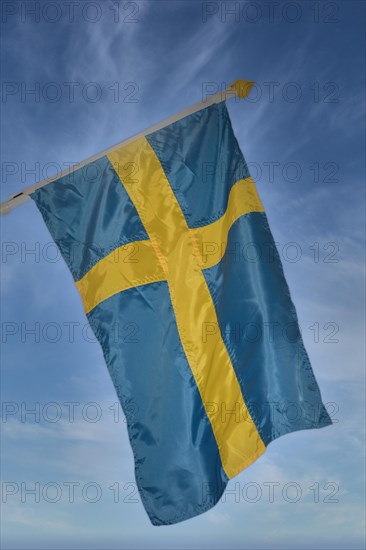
[31,96,332,525]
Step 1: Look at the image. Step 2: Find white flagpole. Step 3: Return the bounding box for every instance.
[0,80,254,216]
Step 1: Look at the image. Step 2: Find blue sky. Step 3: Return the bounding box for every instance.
[1,1,365,548]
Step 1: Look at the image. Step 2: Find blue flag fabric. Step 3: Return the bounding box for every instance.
[31,101,332,525]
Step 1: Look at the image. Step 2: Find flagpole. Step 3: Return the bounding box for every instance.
[0,80,254,216]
